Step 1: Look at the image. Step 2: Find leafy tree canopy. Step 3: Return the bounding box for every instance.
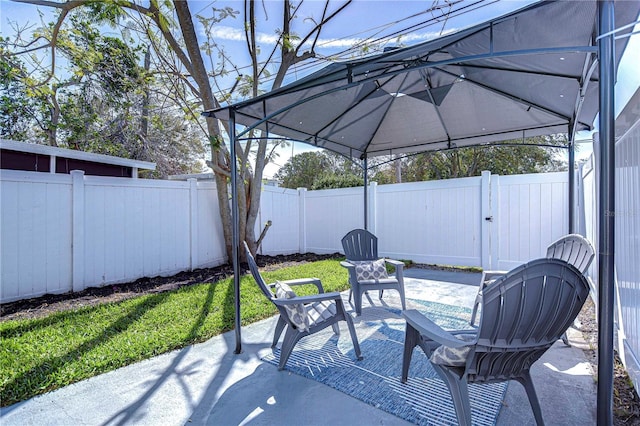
[276,135,568,189]
[401,135,567,181]
[275,150,365,189]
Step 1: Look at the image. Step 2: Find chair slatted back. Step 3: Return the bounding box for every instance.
[546,234,595,273]
[243,242,275,300]
[341,229,378,261]
[471,258,589,382]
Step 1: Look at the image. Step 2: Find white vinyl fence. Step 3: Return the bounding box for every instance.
[1,170,226,303]
[259,171,570,271]
[579,109,640,392]
[614,117,640,393]
[1,169,568,303]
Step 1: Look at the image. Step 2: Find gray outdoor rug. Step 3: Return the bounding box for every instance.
[262,299,507,426]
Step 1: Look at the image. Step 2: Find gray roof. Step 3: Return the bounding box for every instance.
[205,0,640,159]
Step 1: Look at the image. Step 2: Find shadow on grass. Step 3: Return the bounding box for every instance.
[1,273,277,410]
[2,291,172,406]
[99,273,255,425]
[100,280,222,425]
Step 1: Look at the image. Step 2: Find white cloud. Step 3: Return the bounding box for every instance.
[207,25,451,52]
[206,25,279,44]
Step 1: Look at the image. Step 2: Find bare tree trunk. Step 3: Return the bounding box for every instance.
[139,48,151,158]
[173,0,236,261]
[47,94,60,146]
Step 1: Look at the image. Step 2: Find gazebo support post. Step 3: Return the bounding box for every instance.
[597,1,615,424]
[363,154,368,230]
[229,109,242,355]
[568,123,576,234]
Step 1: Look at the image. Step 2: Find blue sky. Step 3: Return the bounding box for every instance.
[2,0,639,175]
[1,0,544,96]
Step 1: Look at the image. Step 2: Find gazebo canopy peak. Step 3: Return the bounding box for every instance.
[205,0,639,160]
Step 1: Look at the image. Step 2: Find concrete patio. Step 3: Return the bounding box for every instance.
[0,268,596,425]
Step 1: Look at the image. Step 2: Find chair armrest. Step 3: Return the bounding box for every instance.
[273,292,341,306]
[385,258,404,280]
[270,277,324,293]
[480,270,508,288]
[385,259,404,267]
[402,309,474,348]
[340,260,355,269]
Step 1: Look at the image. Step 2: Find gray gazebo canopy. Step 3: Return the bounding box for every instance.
[207,1,637,160]
[204,0,639,423]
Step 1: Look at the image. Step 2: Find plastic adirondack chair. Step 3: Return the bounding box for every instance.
[470,234,594,346]
[244,242,363,370]
[401,258,590,426]
[545,234,595,273]
[340,229,406,316]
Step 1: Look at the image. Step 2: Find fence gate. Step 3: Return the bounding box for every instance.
[479,171,570,272]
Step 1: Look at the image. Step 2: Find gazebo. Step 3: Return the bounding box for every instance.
[204,0,640,422]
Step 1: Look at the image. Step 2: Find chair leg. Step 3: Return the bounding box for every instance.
[469,292,482,326]
[402,322,420,383]
[340,303,363,361]
[432,364,473,426]
[278,327,303,371]
[397,283,406,311]
[272,316,287,348]
[353,288,364,316]
[331,322,340,335]
[561,318,580,346]
[517,371,545,426]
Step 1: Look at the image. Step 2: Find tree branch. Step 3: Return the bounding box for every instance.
[296,0,352,53]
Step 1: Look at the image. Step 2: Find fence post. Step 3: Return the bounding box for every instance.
[298,187,307,253]
[188,178,198,270]
[71,170,85,292]
[481,171,492,270]
[490,174,500,269]
[369,181,378,236]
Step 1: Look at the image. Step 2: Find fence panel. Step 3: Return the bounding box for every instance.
[0,172,227,303]
[304,187,363,253]
[195,182,227,268]
[493,172,569,270]
[0,171,73,301]
[258,186,301,255]
[615,117,640,391]
[375,178,483,266]
[82,177,192,287]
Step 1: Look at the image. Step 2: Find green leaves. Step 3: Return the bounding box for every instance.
[402,136,568,181]
[209,134,224,150]
[275,150,364,189]
[276,30,300,53]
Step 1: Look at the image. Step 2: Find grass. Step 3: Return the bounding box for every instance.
[0,259,350,407]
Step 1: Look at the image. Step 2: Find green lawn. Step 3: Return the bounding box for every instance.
[0,259,350,407]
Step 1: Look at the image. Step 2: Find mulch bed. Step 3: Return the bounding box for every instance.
[577,298,640,425]
[0,252,340,322]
